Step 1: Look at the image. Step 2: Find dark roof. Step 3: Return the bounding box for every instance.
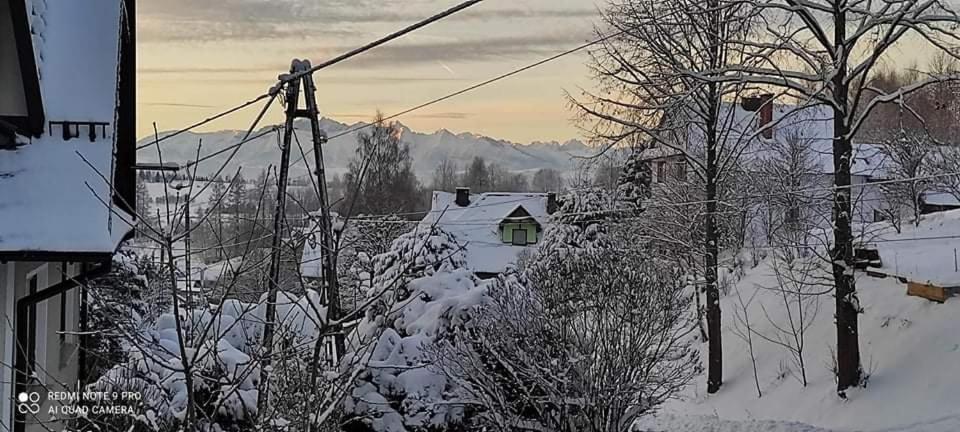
[0,0,44,136]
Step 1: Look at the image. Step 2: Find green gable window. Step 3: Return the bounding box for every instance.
[500,222,539,245]
[499,205,541,246]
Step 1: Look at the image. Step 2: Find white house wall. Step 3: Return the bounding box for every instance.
[0,261,81,432]
[744,174,887,248]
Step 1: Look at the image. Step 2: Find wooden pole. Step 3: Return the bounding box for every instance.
[301,65,345,359]
[256,59,302,420]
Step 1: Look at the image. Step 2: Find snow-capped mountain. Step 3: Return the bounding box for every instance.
[137,118,592,179]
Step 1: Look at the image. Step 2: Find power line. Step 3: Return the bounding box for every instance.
[178,126,283,171]
[138,0,486,154]
[137,93,274,151]
[279,0,487,84]
[287,30,626,174]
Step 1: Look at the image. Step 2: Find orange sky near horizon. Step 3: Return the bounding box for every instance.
[137,0,602,144]
[137,0,946,144]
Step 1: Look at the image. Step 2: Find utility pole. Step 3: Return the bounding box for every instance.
[257,60,302,419]
[301,63,345,359]
[256,59,345,428]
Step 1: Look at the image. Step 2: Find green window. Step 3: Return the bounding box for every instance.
[501,222,539,245]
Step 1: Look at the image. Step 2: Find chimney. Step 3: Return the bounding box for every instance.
[455,187,471,207]
[740,93,775,139]
[546,192,558,214]
[759,93,774,139]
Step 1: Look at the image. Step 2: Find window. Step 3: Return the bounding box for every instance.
[785,207,800,226]
[874,209,888,223]
[674,162,687,180]
[512,228,528,246]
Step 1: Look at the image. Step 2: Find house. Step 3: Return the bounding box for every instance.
[640,94,890,245]
[919,191,960,215]
[0,0,135,430]
[175,266,210,310]
[422,188,557,279]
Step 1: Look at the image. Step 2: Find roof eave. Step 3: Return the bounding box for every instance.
[1,0,45,137]
[0,220,136,263]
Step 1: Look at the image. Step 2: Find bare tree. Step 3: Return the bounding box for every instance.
[431,158,459,192]
[932,144,960,202]
[754,254,826,387]
[878,128,934,229]
[532,167,565,192]
[731,285,763,398]
[341,113,421,217]
[753,129,831,251]
[573,0,762,393]
[734,0,960,393]
[462,156,490,192]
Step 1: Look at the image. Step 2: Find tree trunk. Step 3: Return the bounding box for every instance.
[705,89,722,394]
[832,5,862,393]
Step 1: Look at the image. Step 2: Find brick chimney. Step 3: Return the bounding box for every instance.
[455,187,471,207]
[759,93,774,139]
[546,192,558,214]
[741,93,775,139]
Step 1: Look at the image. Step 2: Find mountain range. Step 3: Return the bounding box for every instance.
[137,118,593,180]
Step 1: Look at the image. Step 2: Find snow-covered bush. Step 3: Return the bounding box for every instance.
[84,249,171,378]
[336,215,417,312]
[86,287,329,431]
[430,193,700,432]
[341,225,489,432]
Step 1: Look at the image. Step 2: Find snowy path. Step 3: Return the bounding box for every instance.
[635,415,838,432]
[636,414,960,432]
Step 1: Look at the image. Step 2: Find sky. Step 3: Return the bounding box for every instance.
[137,0,604,143]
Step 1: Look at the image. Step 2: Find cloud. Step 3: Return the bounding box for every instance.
[139,31,592,75]
[139,0,598,42]
[330,112,473,120]
[142,102,220,109]
[311,33,593,68]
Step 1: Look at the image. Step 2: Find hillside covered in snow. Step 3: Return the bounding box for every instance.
[644,210,960,432]
[137,118,591,179]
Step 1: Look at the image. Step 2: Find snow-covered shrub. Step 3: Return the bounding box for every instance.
[618,148,653,207]
[87,288,328,431]
[427,195,700,432]
[83,248,171,384]
[341,225,489,432]
[336,215,417,312]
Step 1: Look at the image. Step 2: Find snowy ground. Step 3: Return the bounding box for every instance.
[649,210,960,432]
[636,415,836,432]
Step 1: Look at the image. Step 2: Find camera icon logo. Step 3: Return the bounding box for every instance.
[16,392,40,415]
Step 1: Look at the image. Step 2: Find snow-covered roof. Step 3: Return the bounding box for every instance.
[0,0,132,256]
[922,191,960,207]
[869,208,960,287]
[648,101,888,177]
[421,191,551,275]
